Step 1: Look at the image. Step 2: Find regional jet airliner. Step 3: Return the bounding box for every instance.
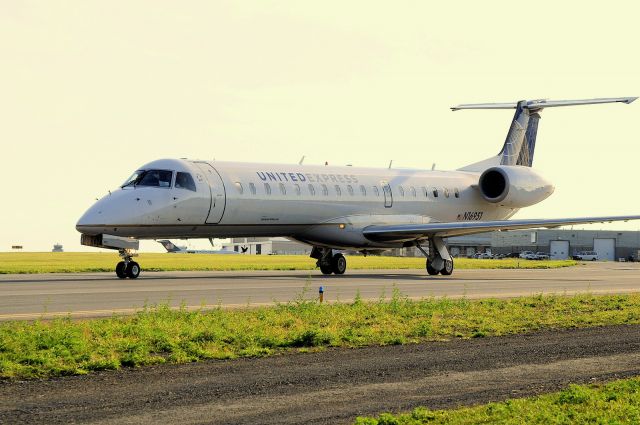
[77,97,638,279]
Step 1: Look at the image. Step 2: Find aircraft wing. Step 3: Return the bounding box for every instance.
[362,215,640,243]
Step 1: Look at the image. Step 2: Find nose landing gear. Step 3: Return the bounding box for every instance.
[116,249,141,279]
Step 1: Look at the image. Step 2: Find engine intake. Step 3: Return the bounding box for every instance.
[478,166,554,208]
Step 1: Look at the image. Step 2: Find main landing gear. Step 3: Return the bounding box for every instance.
[416,237,454,276]
[116,249,141,279]
[311,247,347,275]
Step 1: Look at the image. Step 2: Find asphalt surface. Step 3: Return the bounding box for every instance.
[2,325,640,424]
[0,262,639,320]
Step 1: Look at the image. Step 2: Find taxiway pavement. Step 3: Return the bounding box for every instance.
[0,262,639,320]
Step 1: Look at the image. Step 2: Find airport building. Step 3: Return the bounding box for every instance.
[385,230,640,261]
[490,229,640,261]
[222,237,312,255]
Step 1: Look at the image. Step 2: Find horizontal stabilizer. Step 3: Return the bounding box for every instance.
[363,215,640,242]
[456,96,637,171]
[451,97,637,111]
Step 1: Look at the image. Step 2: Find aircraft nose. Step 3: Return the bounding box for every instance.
[76,194,119,234]
[76,203,102,234]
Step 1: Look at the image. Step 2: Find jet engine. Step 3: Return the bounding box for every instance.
[478,166,554,208]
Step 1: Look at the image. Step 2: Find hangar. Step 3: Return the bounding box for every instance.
[222,237,312,255]
[392,230,640,261]
[490,229,640,261]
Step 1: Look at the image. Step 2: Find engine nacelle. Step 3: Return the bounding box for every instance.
[478,166,554,208]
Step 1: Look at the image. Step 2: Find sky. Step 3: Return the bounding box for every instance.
[1,1,639,252]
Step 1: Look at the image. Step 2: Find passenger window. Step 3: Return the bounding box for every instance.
[175,172,196,192]
[137,170,173,188]
[249,183,256,195]
[347,185,354,196]
[308,184,316,196]
[279,183,286,195]
[398,186,405,197]
[234,182,244,194]
[335,185,342,196]
[454,188,460,198]
[294,184,301,196]
[432,187,439,198]
[360,185,366,196]
[373,186,380,196]
[321,184,329,196]
[410,186,416,197]
[444,188,450,198]
[264,183,271,195]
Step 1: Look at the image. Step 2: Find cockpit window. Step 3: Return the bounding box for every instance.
[122,170,144,188]
[137,170,173,187]
[122,169,173,188]
[175,172,196,192]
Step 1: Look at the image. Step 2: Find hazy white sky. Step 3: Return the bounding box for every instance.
[1,1,639,252]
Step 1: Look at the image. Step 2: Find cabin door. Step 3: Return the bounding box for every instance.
[195,162,226,223]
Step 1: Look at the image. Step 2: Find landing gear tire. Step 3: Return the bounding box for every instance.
[426,260,439,275]
[125,261,141,279]
[320,264,333,275]
[440,259,454,276]
[116,261,127,279]
[332,253,347,275]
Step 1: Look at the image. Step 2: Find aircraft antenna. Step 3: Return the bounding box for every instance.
[388,160,393,169]
[431,163,436,170]
[299,156,305,165]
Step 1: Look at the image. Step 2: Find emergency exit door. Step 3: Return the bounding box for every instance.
[383,184,393,208]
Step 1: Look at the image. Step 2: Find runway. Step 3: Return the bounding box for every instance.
[1,262,639,321]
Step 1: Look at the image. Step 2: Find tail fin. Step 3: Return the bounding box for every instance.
[455,97,636,171]
[158,240,181,252]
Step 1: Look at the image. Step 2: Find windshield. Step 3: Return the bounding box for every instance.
[121,170,173,188]
[122,170,144,188]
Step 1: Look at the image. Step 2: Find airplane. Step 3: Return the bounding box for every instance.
[157,239,238,254]
[76,97,639,279]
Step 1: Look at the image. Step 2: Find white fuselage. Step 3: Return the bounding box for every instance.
[77,158,525,250]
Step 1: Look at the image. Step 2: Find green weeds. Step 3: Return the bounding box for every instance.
[355,377,640,424]
[1,292,640,380]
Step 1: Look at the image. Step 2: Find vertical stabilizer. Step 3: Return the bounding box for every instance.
[158,240,182,253]
[500,101,538,167]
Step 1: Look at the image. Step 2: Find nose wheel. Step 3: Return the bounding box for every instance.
[116,249,141,279]
[116,261,126,278]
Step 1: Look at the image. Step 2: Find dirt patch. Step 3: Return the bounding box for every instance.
[2,325,640,424]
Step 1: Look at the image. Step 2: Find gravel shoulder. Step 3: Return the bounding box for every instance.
[2,325,640,424]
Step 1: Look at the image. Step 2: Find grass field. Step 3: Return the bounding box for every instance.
[355,377,640,424]
[1,292,638,380]
[0,252,576,274]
